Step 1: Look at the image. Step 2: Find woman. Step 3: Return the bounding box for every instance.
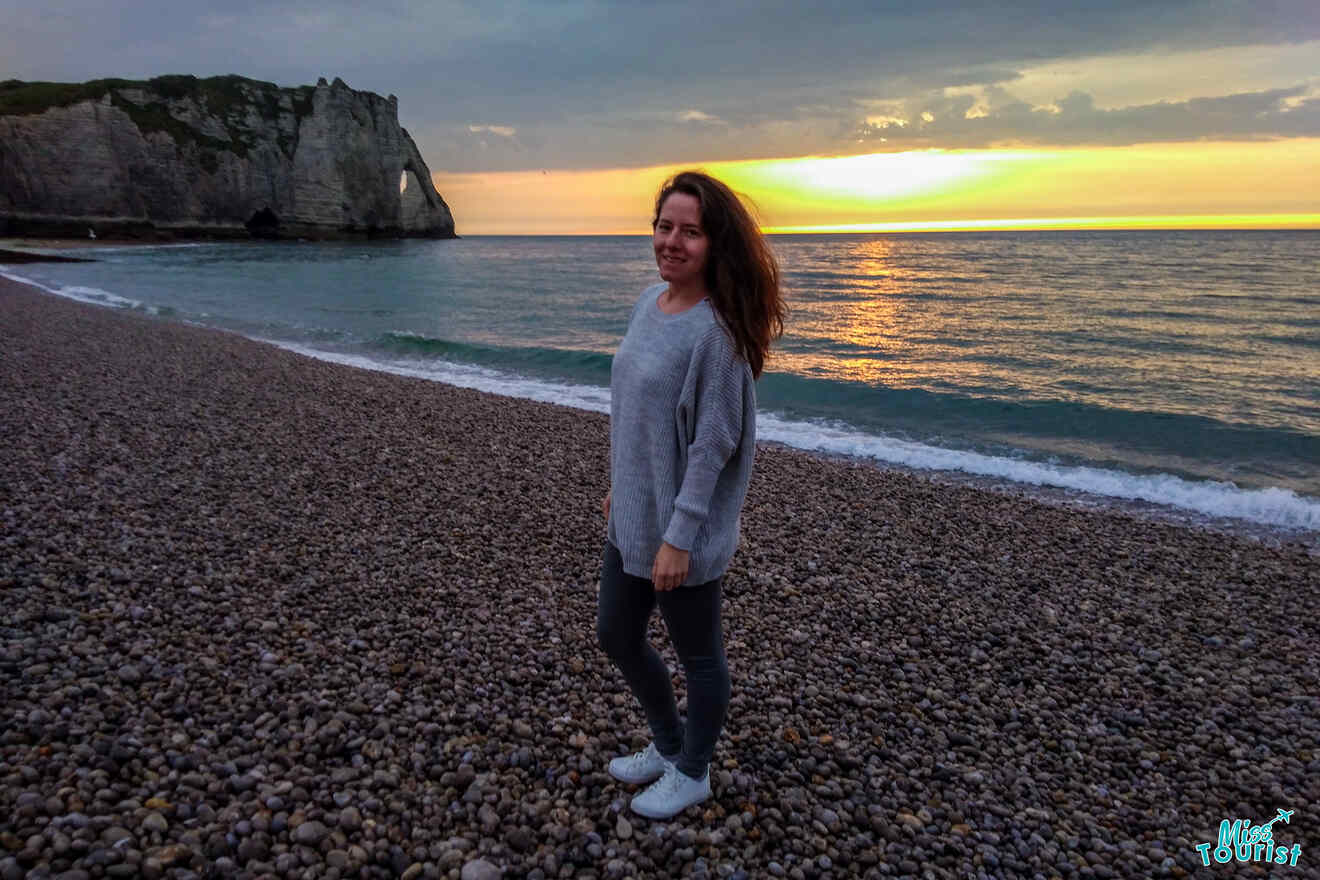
[598,171,785,820]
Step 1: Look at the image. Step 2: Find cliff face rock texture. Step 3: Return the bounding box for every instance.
[0,75,456,239]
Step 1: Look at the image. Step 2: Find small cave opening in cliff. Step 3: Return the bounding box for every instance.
[245,207,280,239]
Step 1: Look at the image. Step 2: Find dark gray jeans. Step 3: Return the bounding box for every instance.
[597,541,730,780]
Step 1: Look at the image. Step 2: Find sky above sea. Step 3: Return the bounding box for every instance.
[2,1,1318,233]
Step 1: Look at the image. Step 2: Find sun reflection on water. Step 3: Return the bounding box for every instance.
[775,237,943,386]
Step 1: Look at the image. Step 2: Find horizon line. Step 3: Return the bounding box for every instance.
[759,214,1320,234]
[459,213,1320,236]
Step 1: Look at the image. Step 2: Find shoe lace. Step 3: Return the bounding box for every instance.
[655,763,686,794]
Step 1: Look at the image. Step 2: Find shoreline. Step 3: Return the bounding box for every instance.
[4,254,1317,552]
[0,248,97,264]
[3,275,1318,878]
[0,237,157,250]
[776,441,1320,555]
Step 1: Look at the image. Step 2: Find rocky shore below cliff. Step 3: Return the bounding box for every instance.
[3,278,1317,880]
[0,248,95,263]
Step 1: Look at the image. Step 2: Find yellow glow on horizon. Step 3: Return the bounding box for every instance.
[720,150,1043,206]
[433,138,1320,235]
[763,214,1320,234]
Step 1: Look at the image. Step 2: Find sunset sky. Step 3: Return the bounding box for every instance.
[3,0,1318,233]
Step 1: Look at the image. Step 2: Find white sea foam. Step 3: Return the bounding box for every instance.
[59,285,151,311]
[261,340,1319,533]
[261,341,614,415]
[756,412,1320,531]
[45,243,208,255]
[0,270,159,313]
[94,242,208,251]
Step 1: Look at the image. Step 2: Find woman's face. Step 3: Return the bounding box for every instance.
[653,192,709,291]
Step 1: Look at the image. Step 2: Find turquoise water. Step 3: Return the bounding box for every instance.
[5,231,1318,533]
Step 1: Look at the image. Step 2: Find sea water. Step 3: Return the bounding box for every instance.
[4,231,1317,538]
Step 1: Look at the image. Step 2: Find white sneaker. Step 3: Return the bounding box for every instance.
[630,762,711,819]
[608,743,670,785]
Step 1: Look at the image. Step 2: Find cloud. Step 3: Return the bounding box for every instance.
[678,110,726,125]
[8,1,1317,98]
[3,0,1320,171]
[853,85,1320,148]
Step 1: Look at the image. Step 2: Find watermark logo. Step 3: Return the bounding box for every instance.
[1195,809,1302,867]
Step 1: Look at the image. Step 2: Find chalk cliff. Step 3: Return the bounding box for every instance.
[0,75,456,239]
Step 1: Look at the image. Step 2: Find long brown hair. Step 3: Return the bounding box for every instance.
[653,171,786,379]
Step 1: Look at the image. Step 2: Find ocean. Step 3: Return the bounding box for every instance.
[4,231,1318,539]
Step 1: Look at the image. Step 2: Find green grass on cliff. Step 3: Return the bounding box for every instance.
[0,75,318,160]
[0,78,138,115]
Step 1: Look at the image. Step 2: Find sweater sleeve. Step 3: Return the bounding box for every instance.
[662,327,748,551]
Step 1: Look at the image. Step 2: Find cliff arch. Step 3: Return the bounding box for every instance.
[396,128,450,235]
[400,170,429,230]
[0,75,456,240]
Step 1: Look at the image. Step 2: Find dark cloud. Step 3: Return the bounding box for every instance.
[2,0,1318,170]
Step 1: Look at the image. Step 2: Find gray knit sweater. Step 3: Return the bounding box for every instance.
[608,282,757,585]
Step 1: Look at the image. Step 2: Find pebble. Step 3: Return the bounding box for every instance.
[1,284,1316,880]
[461,860,502,880]
[338,807,362,831]
[505,828,535,853]
[293,821,329,846]
[229,774,257,793]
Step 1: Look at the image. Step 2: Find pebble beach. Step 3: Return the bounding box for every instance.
[2,274,1317,879]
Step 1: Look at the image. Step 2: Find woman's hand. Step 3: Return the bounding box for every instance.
[601,490,611,521]
[651,542,690,591]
